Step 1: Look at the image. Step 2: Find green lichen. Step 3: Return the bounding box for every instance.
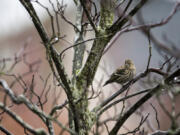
[99,1,115,29]
[77,110,97,135]
[85,110,97,128]
[70,2,115,133]
[100,8,114,29]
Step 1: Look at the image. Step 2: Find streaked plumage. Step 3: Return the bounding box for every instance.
[103,59,136,86]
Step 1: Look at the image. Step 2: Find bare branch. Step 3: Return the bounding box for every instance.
[50,100,68,116]
[109,69,180,135]
[110,0,148,32]
[150,103,160,129]
[120,114,149,135]
[94,67,168,113]
[0,79,76,135]
[0,125,13,135]
[104,2,180,56]
[98,88,150,117]
[123,2,180,32]
[34,0,56,38]
[146,30,152,71]
[0,103,46,135]
[79,0,97,32]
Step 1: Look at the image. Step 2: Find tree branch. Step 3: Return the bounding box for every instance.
[72,0,86,84]
[109,69,180,135]
[0,103,46,135]
[110,0,148,33]
[98,88,150,117]
[93,68,167,113]
[0,79,76,135]
[18,1,81,132]
[79,0,97,32]
[19,0,49,44]
[0,125,13,135]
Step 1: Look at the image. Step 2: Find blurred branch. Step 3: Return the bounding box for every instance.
[0,103,46,135]
[149,128,180,135]
[98,88,150,116]
[18,0,70,92]
[146,30,152,70]
[19,0,49,44]
[109,85,160,135]
[0,79,76,135]
[124,2,180,32]
[49,100,68,116]
[34,0,56,38]
[104,2,180,56]
[150,103,160,129]
[72,0,86,84]
[12,0,180,134]
[110,0,148,33]
[79,0,97,32]
[57,1,80,32]
[60,35,111,59]
[94,67,168,113]
[18,1,81,132]
[0,125,13,135]
[120,114,149,135]
[137,2,180,59]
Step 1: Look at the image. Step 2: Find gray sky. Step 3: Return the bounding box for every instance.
[0,0,178,38]
[0,0,72,38]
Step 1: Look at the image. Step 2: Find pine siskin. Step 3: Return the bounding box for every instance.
[103,59,136,86]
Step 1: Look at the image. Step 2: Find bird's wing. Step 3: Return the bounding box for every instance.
[108,68,127,82]
[103,66,128,86]
[115,68,128,76]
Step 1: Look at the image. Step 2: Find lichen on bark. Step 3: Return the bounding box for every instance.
[72,3,115,133]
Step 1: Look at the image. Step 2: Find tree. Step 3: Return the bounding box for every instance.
[0,0,180,135]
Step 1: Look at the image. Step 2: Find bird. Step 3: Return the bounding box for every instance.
[103,59,136,86]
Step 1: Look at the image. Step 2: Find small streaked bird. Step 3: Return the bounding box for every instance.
[103,59,136,86]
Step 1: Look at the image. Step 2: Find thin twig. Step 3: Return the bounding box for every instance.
[150,103,160,129]
[79,0,97,33]
[98,89,150,116]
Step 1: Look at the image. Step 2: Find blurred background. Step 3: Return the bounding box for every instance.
[0,0,180,134]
